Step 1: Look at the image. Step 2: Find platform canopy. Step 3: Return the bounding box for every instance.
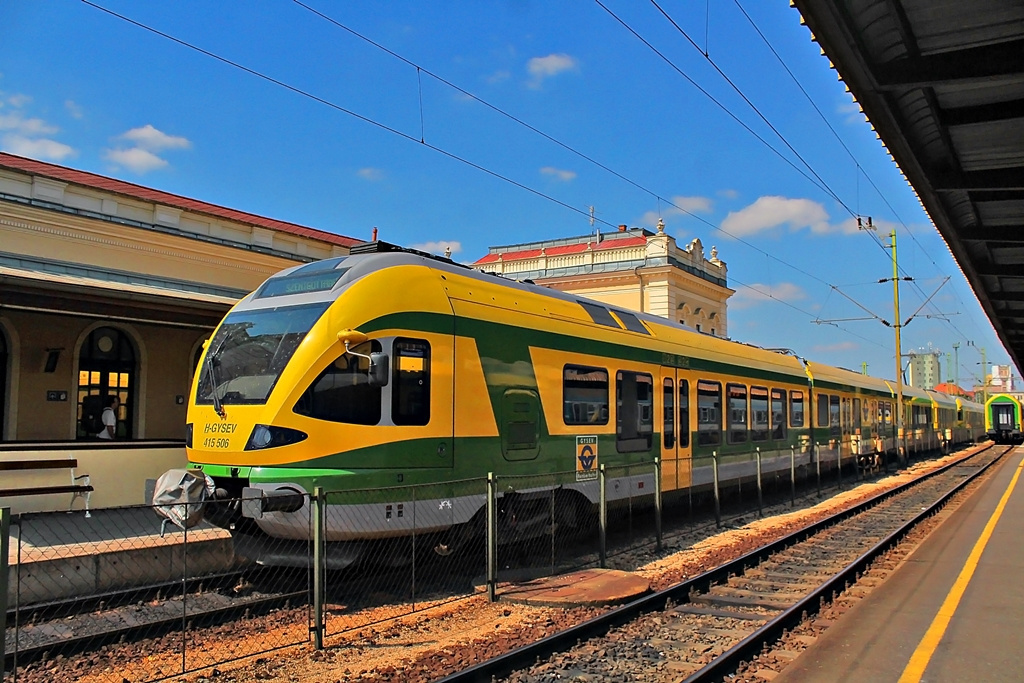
[792,0,1024,371]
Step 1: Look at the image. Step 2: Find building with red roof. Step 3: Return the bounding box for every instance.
[0,153,359,507]
[473,221,733,336]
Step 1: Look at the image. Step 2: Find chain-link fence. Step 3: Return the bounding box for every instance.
[2,448,911,681]
[3,497,312,683]
[317,477,488,639]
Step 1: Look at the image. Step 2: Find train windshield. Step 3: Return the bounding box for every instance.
[196,302,330,405]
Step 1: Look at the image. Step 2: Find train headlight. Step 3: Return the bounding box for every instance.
[244,424,308,450]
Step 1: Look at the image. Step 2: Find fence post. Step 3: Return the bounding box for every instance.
[713,451,721,529]
[756,447,763,518]
[1,507,9,670]
[816,442,822,497]
[312,487,325,650]
[486,473,496,602]
[653,457,663,551]
[599,465,607,568]
[837,443,844,489]
[790,446,796,507]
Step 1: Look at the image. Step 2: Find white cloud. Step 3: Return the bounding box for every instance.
[812,341,859,353]
[65,100,84,119]
[527,53,578,88]
[540,166,576,182]
[1,134,75,161]
[720,196,847,238]
[838,101,863,124]
[0,111,59,136]
[7,94,31,108]
[410,240,461,256]
[104,124,190,173]
[104,147,168,173]
[718,188,739,200]
[730,282,807,310]
[640,195,713,230]
[119,124,191,151]
[357,167,384,181]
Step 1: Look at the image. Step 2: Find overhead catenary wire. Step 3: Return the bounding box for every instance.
[80,0,922,356]
[731,0,994,353]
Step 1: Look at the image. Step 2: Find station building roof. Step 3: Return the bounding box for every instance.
[791,0,1024,373]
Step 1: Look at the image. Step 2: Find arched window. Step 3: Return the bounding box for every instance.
[77,327,136,439]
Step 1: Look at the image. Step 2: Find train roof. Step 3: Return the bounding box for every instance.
[226,242,944,399]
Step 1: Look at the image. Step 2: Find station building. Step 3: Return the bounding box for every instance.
[472,220,733,336]
[0,152,357,510]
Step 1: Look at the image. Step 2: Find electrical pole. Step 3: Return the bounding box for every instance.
[889,230,906,463]
[953,341,960,391]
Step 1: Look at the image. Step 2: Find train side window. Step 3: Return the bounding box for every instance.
[790,391,805,427]
[563,365,609,425]
[663,378,675,449]
[616,371,653,452]
[771,389,787,440]
[393,339,430,426]
[727,383,748,444]
[697,380,721,447]
[680,380,690,448]
[829,395,840,436]
[294,340,383,425]
[853,398,862,429]
[750,386,769,442]
[816,394,829,428]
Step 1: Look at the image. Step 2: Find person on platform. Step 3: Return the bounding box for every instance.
[97,395,119,440]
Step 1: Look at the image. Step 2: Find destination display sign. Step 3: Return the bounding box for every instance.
[257,270,346,298]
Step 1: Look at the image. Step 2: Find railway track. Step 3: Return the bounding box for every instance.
[441,443,1012,683]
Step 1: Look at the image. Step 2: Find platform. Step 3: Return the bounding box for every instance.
[5,506,240,606]
[776,447,1024,683]
[498,568,650,607]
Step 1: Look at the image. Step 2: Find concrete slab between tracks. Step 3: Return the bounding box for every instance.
[774,446,1024,683]
[498,568,650,607]
[5,507,243,606]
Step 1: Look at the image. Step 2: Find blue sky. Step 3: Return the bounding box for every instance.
[0,0,1013,386]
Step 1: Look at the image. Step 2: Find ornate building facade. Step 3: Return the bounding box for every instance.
[472,220,733,336]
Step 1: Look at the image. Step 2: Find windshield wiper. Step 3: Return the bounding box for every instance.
[205,339,227,419]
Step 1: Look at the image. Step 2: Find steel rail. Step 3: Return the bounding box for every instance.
[438,443,1002,683]
[4,589,309,671]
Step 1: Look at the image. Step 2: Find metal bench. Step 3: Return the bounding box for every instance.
[0,459,93,516]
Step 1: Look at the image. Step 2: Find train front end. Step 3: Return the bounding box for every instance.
[180,251,458,568]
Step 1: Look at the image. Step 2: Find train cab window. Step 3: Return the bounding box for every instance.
[727,383,748,444]
[393,339,430,426]
[663,378,675,449]
[750,386,769,442]
[294,340,383,425]
[829,395,840,436]
[680,380,690,448]
[771,389,787,440]
[563,365,609,424]
[790,391,805,427]
[697,380,721,447]
[616,371,653,452]
[853,398,862,429]
[816,394,829,428]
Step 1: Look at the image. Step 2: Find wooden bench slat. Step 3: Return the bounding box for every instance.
[0,459,79,471]
[0,485,94,497]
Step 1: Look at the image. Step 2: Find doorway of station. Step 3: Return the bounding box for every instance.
[77,326,135,439]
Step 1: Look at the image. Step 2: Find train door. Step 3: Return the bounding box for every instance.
[659,367,692,493]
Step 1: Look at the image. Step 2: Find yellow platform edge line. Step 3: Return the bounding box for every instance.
[898,452,1024,683]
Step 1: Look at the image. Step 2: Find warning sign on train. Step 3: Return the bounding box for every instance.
[576,436,598,481]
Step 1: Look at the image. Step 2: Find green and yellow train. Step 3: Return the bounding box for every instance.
[985,393,1023,444]
[184,243,985,567]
